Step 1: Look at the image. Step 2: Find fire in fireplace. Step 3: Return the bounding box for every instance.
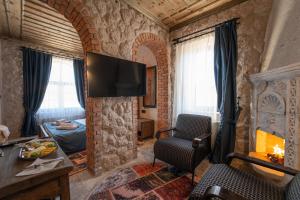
[249,129,285,177]
[252,129,285,164]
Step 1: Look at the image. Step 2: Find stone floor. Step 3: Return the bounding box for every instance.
[69,138,212,200]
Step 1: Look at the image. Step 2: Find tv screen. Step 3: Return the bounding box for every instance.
[87,52,146,97]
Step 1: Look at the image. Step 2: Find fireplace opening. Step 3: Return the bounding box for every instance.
[249,129,285,177]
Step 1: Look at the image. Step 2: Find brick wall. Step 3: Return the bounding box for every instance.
[42,0,102,174]
[132,33,170,130]
[42,0,170,175]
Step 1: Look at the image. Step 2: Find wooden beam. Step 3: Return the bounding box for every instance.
[170,0,249,31]
[22,34,81,48]
[121,0,169,31]
[22,29,82,46]
[23,4,74,28]
[22,27,81,45]
[0,0,10,36]
[23,12,76,33]
[22,36,82,52]
[162,0,219,25]
[22,37,84,57]
[23,19,79,37]
[27,0,58,13]
[3,0,22,38]
[170,0,231,26]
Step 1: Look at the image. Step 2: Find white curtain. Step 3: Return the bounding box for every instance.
[173,32,218,124]
[36,57,85,124]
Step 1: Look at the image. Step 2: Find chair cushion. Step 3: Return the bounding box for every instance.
[190,164,284,200]
[286,173,300,200]
[154,137,208,171]
[174,114,211,141]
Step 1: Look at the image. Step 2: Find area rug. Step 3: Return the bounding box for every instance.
[68,150,87,176]
[88,162,194,200]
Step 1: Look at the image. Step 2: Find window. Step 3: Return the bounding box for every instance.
[36,57,84,123]
[173,32,218,122]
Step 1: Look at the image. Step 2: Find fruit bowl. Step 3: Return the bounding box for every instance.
[18,139,58,160]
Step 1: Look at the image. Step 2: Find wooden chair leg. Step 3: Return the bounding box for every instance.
[192,169,195,185]
[152,157,156,167]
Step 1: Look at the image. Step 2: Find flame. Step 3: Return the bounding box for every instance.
[273,144,284,158]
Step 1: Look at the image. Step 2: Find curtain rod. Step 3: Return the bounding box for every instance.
[19,46,84,60]
[172,18,240,45]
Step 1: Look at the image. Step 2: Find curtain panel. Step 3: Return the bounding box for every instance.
[211,20,238,163]
[36,57,85,124]
[21,48,52,137]
[173,32,217,125]
[73,59,85,109]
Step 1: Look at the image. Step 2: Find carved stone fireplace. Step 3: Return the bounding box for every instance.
[250,63,300,177]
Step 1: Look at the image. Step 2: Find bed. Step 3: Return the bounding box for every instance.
[40,119,86,154]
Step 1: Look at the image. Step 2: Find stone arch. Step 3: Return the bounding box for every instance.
[132,33,169,129]
[41,0,101,52]
[41,0,101,173]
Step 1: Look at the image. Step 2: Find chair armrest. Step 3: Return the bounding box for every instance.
[226,152,300,176]
[192,133,211,148]
[155,127,176,139]
[203,185,247,200]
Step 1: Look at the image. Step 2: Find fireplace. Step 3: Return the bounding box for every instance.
[251,129,285,165]
[249,63,300,179]
[249,129,286,177]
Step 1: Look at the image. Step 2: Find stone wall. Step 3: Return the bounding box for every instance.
[0,39,24,139]
[0,39,2,124]
[0,38,84,138]
[0,0,169,175]
[261,0,300,71]
[44,0,170,175]
[83,0,169,173]
[170,0,273,153]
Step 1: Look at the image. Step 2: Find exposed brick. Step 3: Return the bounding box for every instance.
[45,0,101,175]
[132,33,170,130]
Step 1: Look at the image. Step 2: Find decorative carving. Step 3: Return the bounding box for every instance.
[269,80,288,97]
[256,81,267,95]
[285,79,296,168]
[257,92,285,114]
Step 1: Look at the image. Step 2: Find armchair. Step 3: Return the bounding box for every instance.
[190,152,300,200]
[153,114,212,184]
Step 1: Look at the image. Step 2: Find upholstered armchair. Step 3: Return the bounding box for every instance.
[153,114,212,184]
[189,152,300,200]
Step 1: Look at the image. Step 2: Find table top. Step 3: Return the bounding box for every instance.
[0,142,73,198]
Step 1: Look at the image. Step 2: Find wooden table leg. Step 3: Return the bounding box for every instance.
[59,174,70,200]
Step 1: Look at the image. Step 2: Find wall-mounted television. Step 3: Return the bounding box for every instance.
[87,52,146,97]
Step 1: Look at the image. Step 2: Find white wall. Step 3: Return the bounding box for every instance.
[135,45,158,131]
[261,0,300,71]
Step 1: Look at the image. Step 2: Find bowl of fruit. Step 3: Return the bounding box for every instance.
[19,139,58,160]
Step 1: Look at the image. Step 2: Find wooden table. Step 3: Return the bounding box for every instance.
[0,143,73,200]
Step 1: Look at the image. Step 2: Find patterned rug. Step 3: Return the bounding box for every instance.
[88,162,194,200]
[68,150,87,176]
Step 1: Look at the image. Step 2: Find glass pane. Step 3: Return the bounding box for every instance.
[39,56,82,111]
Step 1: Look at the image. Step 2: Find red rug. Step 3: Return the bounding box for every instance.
[68,150,87,176]
[88,162,194,200]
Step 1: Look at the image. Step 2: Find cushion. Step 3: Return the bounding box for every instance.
[190,164,284,200]
[154,137,208,171]
[174,114,211,141]
[286,173,300,200]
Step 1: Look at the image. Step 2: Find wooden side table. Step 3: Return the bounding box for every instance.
[0,144,73,200]
[138,118,154,140]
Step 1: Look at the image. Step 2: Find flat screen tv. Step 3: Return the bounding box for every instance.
[87,52,146,97]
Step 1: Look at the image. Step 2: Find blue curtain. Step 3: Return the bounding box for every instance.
[211,20,238,163]
[73,59,85,109]
[22,48,52,137]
